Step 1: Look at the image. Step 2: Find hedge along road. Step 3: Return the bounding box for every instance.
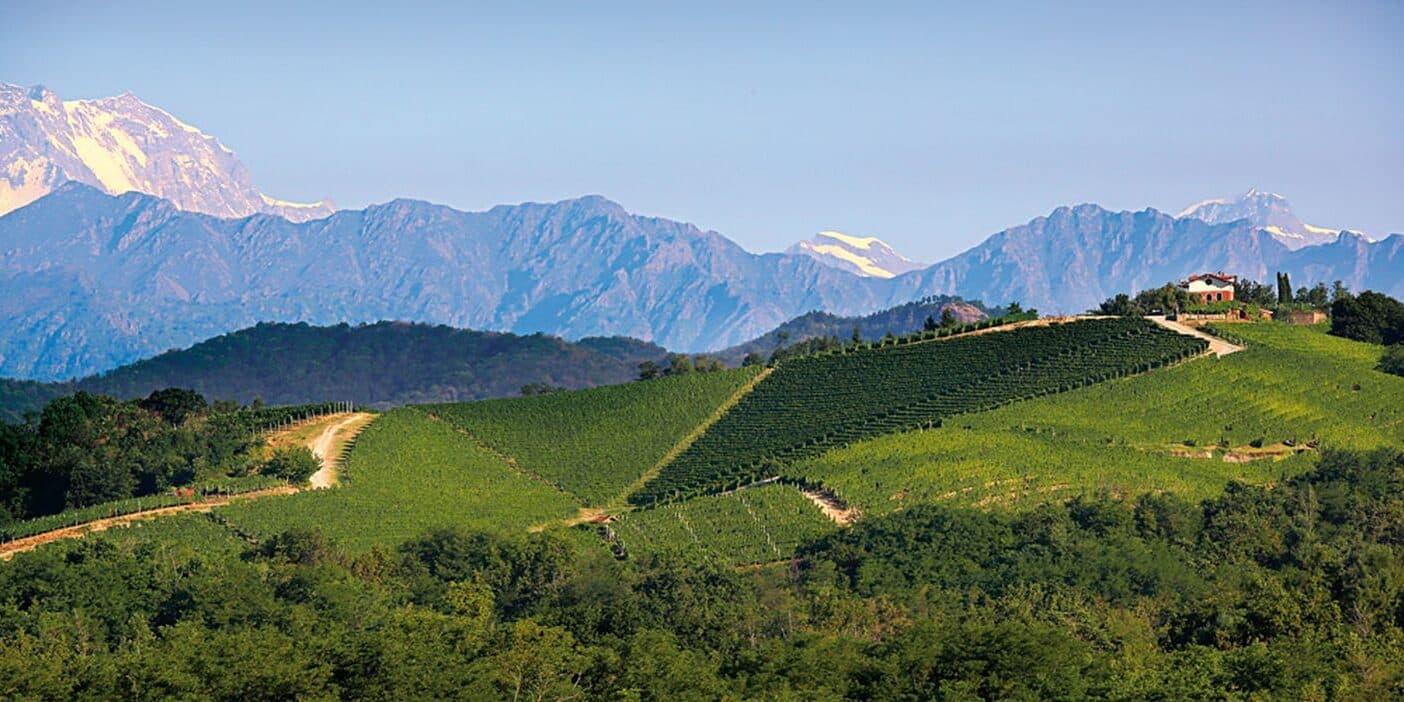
[1,411,379,560]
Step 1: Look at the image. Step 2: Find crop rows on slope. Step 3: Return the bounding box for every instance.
[218,410,580,552]
[421,368,762,505]
[631,318,1207,504]
[609,483,836,564]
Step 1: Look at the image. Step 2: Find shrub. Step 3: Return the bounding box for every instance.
[263,447,320,483]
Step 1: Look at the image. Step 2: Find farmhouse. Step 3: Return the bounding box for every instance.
[1181,273,1236,304]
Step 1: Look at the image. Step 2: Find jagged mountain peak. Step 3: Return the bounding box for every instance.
[787,230,925,279]
[1176,189,1342,250]
[0,83,334,222]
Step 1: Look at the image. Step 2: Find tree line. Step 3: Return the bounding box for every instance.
[0,447,1399,698]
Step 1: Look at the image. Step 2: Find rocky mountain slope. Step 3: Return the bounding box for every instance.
[0,83,332,221]
[1177,189,1351,249]
[0,184,902,379]
[880,204,1401,316]
[787,231,925,278]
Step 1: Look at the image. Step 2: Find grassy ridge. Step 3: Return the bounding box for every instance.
[219,410,580,552]
[610,483,836,564]
[634,318,1206,504]
[423,368,762,505]
[787,323,1404,515]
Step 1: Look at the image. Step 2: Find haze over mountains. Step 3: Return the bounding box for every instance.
[0,86,1399,381]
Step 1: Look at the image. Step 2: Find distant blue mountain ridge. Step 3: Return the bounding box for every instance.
[0,182,1398,381]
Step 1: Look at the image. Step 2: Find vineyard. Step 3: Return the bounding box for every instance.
[631,318,1207,504]
[218,409,580,552]
[609,483,836,564]
[422,367,762,505]
[0,475,286,542]
[788,322,1404,515]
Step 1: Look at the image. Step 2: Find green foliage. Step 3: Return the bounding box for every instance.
[1332,290,1404,345]
[262,446,320,483]
[424,368,761,505]
[634,318,1206,504]
[0,391,272,524]
[1381,344,1404,378]
[0,321,659,418]
[218,409,580,551]
[612,483,836,564]
[0,449,1400,699]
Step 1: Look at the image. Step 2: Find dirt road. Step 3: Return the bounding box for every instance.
[1147,316,1243,357]
[309,412,376,488]
[0,486,297,560]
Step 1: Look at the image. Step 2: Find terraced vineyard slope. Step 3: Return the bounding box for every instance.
[632,318,1207,504]
[609,483,836,564]
[787,322,1404,514]
[424,367,763,505]
[218,409,580,552]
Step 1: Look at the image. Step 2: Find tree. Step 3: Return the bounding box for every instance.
[851,326,863,344]
[1330,291,1404,345]
[665,354,695,376]
[1276,272,1292,305]
[138,388,208,425]
[1331,280,1351,304]
[1234,279,1276,307]
[1099,294,1140,317]
[264,446,320,483]
[939,309,958,328]
[923,315,939,332]
[520,383,566,396]
[1007,301,1024,315]
[1379,345,1404,377]
[741,352,765,367]
[637,361,661,381]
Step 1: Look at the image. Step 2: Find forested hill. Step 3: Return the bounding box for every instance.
[0,322,669,419]
[714,295,998,364]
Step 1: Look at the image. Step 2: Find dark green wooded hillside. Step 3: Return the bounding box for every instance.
[713,295,999,364]
[0,322,668,418]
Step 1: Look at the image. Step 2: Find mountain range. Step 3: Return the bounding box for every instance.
[0,85,1399,381]
[0,83,332,221]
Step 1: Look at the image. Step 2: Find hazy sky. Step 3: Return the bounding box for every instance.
[3,1,1401,260]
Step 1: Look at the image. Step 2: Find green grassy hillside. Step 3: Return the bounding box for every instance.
[786,323,1404,514]
[609,482,836,564]
[633,317,1206,504]
[218,409,581,552]
[423,367,763,505]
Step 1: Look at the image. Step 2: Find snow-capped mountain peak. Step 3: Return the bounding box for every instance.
[0,83,333,221]
[1176,189,1342,250]
[787,230,925,279]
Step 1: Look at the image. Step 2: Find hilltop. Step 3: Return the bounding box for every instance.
[0,321,668,420]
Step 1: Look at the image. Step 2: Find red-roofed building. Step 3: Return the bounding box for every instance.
[1180,273,1237,304]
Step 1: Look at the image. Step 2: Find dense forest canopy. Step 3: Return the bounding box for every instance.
[0,390,311,527]
[0,448,1400,699]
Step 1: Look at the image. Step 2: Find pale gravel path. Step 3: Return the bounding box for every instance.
[1147,316,1243,358]
[309,412,376,489]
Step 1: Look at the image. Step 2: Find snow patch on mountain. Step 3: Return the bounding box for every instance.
[1177,189,1345,250]
[0,83,333,221]
[787,231,925,279]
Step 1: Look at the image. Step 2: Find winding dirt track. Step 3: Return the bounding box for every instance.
[1147,316,1243,357]
[309,412,376,488]
[0,486,297,560]
[1,411,377,560]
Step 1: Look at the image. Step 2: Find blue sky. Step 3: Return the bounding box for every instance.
[3,1,1400,260]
